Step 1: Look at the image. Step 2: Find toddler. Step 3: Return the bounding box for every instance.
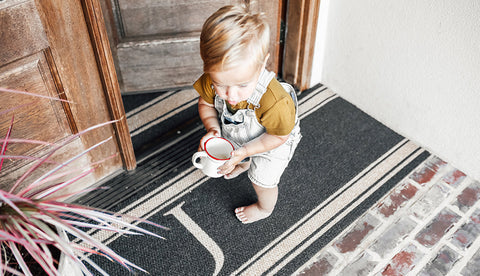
[193,4,301,224]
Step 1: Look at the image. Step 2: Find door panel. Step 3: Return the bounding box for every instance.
[0,0,126,191]
[0,0,48,65]
[0,52,72,156]
[118,1,232,36]
[117,36,202,92]
[101,0,282,93]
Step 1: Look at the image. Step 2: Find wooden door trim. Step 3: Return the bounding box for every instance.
[81,0,136,170]
[283,0,320,91]
[43,47,79,134]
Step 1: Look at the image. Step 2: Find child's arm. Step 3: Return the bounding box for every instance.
[218,132,289,175]
[198,97,221,150]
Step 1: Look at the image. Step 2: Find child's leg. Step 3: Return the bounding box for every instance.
[235,183,278,224]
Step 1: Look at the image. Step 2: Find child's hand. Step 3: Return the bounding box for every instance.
[198,127,221,151]
[218,147,248,175]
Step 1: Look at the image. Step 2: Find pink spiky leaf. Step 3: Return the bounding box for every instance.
[44,216,143,272]
[41,186,109,204]
[10,120,117,194]
[0,263,24,276]
[0,138,53,146]
[0,87,71,103]
[0,115,14,171]
[7,241,32,276]
[0,97,165,274]
[0,101,34,118]
[23,154,116,199]
[0,191,29,221]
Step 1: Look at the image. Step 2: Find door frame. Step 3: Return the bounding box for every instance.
[81,0,136,170]
[283,0,321,91]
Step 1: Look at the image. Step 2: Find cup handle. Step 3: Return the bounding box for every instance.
[192,151,207,169]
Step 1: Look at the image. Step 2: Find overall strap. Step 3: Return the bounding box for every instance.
[247,69,276,109]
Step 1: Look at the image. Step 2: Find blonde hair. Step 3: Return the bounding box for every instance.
[200,4,270,72]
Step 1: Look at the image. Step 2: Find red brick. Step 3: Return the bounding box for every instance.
[339,252,377,275]
[298,252,337,276]
[451,209,480,250]
[382,244,423,276]
[369,217,417,258]
[410,184,450,219]
[443,169,466,187]
[461,248,480,275]
[334,222,374,253]
[377,182,418,218]
[334,214,380,253]
[409,156,446,185]
[420,245,460,275]
[471,208,480,224]
[415,208,461,248]
[455,181,480,212]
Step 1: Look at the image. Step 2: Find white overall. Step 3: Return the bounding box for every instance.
[214,69,302,187]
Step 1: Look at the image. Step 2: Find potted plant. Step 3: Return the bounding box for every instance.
[0,87,165,275]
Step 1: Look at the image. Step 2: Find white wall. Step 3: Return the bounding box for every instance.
[312,0,480,180]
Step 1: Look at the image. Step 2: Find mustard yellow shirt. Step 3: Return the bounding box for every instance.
[193,73,296,136]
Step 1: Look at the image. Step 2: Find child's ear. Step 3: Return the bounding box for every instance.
[263,53,270,67]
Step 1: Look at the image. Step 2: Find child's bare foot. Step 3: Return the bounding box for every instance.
[224,160,250,179]
[235,203,272,224]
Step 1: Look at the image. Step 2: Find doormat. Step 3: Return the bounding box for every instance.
[121,88,200,159]
[79,85,430,275]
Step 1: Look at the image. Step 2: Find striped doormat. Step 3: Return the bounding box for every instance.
[78,84,430,275]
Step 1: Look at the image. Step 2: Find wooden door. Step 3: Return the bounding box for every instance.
[0,0,132,192]
[99,0,283,94]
